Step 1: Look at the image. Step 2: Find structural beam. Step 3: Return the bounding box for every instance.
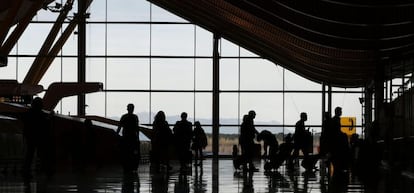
[77,0,88,116]
[23,0,74,84]
[0,0,23,45]
[0,0,44,55]
[24,0,92,85]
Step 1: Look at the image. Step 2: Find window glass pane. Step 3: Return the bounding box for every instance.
[240,59,283,90]
[220,59,239,90]
[150,93,194,124]
[332,87,363,92]
[203,126,212,153]
[106,92,150,124]
[219,127,239,155]
[284,126,296,135]
[62,58,77,82]
[86,58,105,83]
[39,60,61,89]
[284,93,322,127]
[196,27,213,56]
[151,4,188,22]
[151,59,193,90]
[332,93,362,127]
[195,93,212,125]
[88,0,106,21]
[151,24,194,56]
[18,24,52,54]
[239,93,283,124]
[240,47,259,57]
[59,96,77,116]
[32,7,58,21]
[220,93,240,125]
[107,58,150,90]
[107,0,150,21]
[86,92,106,117]
[107,24,150,55]
[17,58,34,83]
[0,57,17,79]
[60,23,78,56]
[220,39,239,57]
[87,24,106,55]
[195,59,212,90]
[284,69,321,91]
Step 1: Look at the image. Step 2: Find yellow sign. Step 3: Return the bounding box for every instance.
[340,117,356,136]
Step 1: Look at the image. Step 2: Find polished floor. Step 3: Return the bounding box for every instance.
[0,159,413,193]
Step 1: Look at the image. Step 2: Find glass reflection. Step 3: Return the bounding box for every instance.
[193,166,207,193]
[122,173,140,193]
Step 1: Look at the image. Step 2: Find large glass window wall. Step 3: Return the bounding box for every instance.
[2,0,364,155]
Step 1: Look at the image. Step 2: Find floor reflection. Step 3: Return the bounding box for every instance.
[1,159,413,193]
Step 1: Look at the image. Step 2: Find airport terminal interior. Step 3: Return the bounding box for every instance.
[1,0,414,192]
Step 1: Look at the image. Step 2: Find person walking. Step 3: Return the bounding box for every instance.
[291,112,310,169]
[117,104,140,174]
[173,112,193,171]
[192,121,207,166]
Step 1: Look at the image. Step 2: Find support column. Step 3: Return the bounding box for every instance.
[328,85,332,116]
[374,66,385,120]
[364,87,373,127]
[212,33,220,159]
[212,33,220,193]
[77,0,87,116]
[322,83,326,119]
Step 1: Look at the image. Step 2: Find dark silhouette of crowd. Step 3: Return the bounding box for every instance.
[18,97,372,193]
[150,111,207,172]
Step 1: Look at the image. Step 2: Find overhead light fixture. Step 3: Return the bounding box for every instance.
[0,54,7,67]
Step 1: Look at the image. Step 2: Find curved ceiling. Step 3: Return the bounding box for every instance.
[149,0,414,87]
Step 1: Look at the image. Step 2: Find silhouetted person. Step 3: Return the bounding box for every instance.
[239,111,259,172]
[291,112,310,169]
[256,130,278,159]
[328,107,350,175]
[151,111,173,172]
[265,133,294,171]
[22,97,53,179]
[117,103,140,173]
[192,121,207,166]
[173,112,193,170]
